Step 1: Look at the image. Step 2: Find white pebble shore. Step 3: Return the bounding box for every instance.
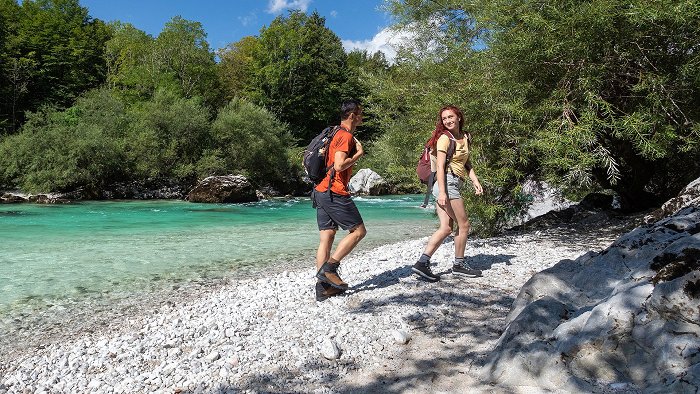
[0,228,622,394]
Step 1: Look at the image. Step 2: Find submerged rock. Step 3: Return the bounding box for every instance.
[186,175,257,204]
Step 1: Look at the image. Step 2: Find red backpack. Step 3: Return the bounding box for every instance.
[416,131,456,207]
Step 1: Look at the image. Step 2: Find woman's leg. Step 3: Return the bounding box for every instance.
[422,200,457,256]
[449,198,470,258]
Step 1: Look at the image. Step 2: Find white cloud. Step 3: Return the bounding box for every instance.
[330,10,338,18]
[238,13,257,27]
[342,27,415,64]
[267,0,312,14]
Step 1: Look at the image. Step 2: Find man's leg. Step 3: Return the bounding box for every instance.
[317,195,365,290]
[329,223,367,264]
[316,229,336,271]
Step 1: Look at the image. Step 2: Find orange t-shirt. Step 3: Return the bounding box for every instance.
[314,127,356,196]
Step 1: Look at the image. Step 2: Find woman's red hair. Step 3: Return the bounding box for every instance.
[428,105,466,153]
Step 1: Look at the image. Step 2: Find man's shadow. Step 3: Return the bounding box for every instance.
[350,265,412,294]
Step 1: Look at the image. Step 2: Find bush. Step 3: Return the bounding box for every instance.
[0,89,130,194]
[198,98,299,192]
[126,88,211,182]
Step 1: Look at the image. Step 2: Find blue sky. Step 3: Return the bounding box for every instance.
[79,0,406,59]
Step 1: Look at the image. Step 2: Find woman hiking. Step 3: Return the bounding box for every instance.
[412,105,484,282]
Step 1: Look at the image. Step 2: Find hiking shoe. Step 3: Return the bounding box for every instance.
[315,281,345,302]
[412,261,440,282]
[316,262,349,290]
[452,262,482,278]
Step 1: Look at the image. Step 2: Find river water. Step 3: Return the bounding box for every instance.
[0,195,436,316]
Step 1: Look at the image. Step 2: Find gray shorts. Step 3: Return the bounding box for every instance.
[312,190,364,231]
[432,172,464,200]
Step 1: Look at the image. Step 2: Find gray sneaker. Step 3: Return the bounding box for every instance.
[452,262,482,277]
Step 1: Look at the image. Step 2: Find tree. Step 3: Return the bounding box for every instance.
[0,0,22,133]
[343,49,391,141]
[105,17,222,109]
[104,22,158,101]
[126,88,211,181]
[198,98,299,192]
[0,0,111,134]
[217,36,260,102]
[381,0,700,215]
[484,0,700,210]
[0,88,131,194]
[250,11,350,143]
[154,16,222,108]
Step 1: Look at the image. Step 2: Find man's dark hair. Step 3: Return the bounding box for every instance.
[340,99,362,120]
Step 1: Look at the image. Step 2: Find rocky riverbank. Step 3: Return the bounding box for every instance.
[0,209,642,394]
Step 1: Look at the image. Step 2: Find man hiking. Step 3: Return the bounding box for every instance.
[312,99,366,301]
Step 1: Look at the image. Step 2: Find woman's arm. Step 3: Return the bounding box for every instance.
[435,149,448,206]
[468,166,483,195]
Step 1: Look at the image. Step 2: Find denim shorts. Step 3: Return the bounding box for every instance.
[432,172,464,200]
[312,190,364,231]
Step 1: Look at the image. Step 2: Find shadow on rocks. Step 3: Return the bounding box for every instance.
[349,265,413,294]
[350,251,516,294]
[469,253,516,270]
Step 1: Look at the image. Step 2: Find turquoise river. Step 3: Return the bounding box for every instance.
[0,195,436,316]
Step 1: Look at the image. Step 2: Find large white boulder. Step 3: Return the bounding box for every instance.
[484,177,700,392]
[348,168,390,195]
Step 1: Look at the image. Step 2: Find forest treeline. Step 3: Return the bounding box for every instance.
[1,0,698,234]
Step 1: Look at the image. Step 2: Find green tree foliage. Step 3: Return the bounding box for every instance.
[105,17,222,109]
[377,0,699,226]
[154,16,222,108]
[0,89,130,194]
[249,11,350,143]
[0,0,111,134]
[126,88,211,181]
[343,49,391,142]
[0,89,299,194]
[0,0,21,133]
[217,36,260,102]
[197,98,299,192]
[483,0,700,210]
[104,22,159,100]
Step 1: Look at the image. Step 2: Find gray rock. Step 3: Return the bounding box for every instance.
[204,351,221,363]
[0,193,27,203]
[348,168,390,195]
[645,177,700,223]
[507,179,573,227]
[391,329,411,344]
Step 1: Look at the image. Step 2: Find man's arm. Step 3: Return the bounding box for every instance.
[334,138,363,172]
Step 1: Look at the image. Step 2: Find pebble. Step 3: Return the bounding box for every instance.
[320,337,341,360]
[391,329,411,344]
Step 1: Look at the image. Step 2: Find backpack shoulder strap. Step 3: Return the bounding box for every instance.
[442,130,457,165]
[324,126,342,198]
